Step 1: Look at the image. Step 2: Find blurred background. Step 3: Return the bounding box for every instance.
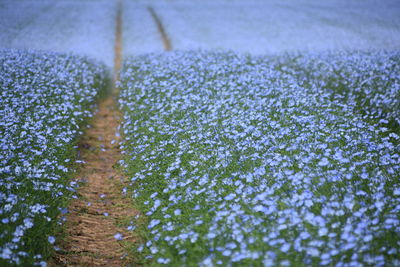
[1,0,400,66]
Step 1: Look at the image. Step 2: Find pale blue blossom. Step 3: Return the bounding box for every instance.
[114,233,123,241]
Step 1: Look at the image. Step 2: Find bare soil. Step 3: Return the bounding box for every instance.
[51,96,138,266]
[148,6,172,51]
[50,0,138,264]
[49,1,175,265]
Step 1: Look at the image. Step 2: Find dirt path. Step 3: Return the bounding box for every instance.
[51,1,139,266]
[50,1,175,265]
[113,0,123,88]
[52,96,138,266]
[148,6,172,51]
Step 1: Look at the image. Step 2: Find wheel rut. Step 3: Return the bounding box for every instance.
[50,0,174,265]
[50,0,139,266]
[51,96,138,266]
[148,6,172,51]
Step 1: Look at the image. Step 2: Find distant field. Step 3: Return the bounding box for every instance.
[0,0,116,66]
[132,0,400,54]
[2,0,400,60]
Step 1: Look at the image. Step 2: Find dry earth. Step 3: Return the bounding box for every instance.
[50,96,139,266]
[50,1,141,265]
[49,1,172,265]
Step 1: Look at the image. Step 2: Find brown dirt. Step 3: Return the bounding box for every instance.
[148,6,172,51]
[50,1,139,265]
[51,96,139,267]
[113,0,123,88]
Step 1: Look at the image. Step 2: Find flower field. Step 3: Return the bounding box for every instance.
[0,50,107,266]
[1,0,400,265]
[119,51,400,266]
[276,51,400,131]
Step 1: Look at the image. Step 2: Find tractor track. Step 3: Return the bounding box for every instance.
[50,0,140,266]
[50,1,173,265]
[148,6,172,51]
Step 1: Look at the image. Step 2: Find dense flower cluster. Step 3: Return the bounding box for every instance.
[0,49,106,265]
[119,51,400,266]
[276,51,400,129]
